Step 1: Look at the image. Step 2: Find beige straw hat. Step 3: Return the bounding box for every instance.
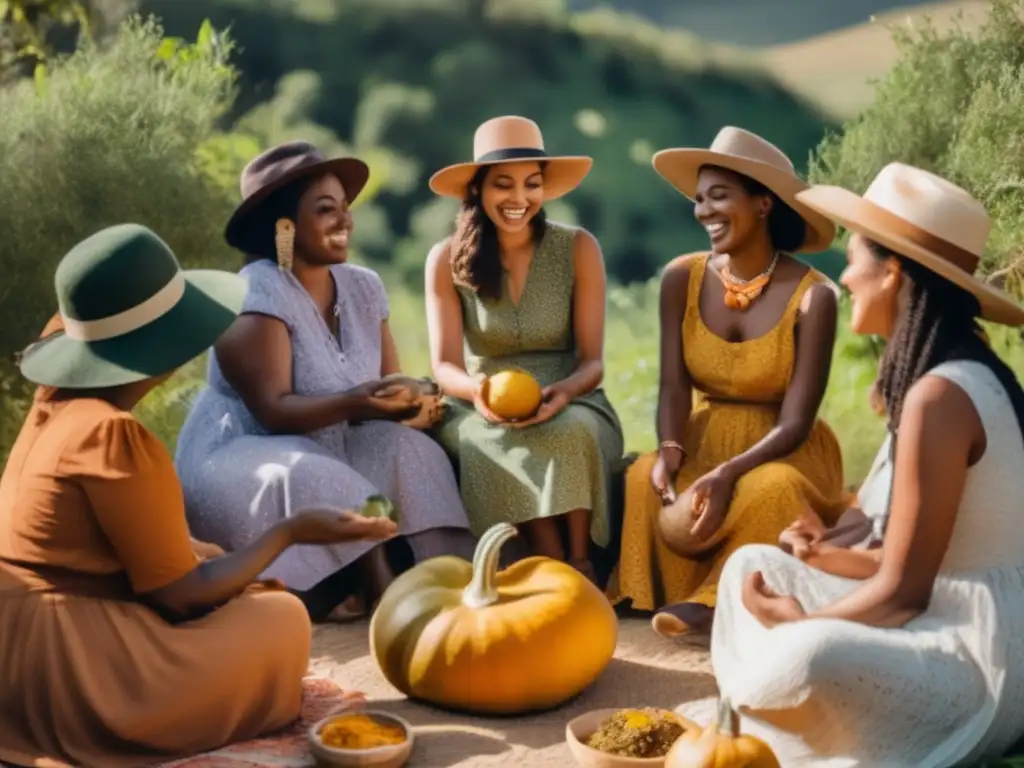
[651,126,836,253]
[795,162,1024,325]
[429,115,593,200]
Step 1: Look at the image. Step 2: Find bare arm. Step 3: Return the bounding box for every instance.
[425,241,478,402]
[804,375,981,626]
[214,314,403,434]
[723,280,837,478]
[557,229,607,398]
[144,524,294,620]
[380,319,402,376]
[656,256,695,446]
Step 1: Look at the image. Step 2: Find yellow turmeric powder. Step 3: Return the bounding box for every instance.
[319,713,406,750]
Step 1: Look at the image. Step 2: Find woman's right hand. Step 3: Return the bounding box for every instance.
[651,449,683,505]
[471,374,507,425]
[778,510,827,559]
[286,507,397,546]
[349,379,422,422]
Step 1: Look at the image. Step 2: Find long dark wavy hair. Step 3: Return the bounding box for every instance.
[867,238,1024,439]
[449,165,548,301]
[699,164,807,252]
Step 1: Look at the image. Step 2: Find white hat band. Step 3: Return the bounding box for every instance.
[61,271,187,342]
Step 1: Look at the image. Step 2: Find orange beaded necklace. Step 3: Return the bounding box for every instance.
[720,252,780,311]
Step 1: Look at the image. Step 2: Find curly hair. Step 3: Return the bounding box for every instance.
[867,239,1024,439]
[235,174,319,263]
[449,165,548,301]
[699,164,807,252]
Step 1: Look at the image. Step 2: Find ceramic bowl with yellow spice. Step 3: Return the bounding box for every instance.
[309,709,414,767]
[566,707,698,767]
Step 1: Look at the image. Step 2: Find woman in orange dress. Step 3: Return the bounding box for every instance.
[0,224,395,768]
[612,127,847,638]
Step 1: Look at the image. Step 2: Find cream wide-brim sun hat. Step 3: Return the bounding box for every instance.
[429,115,593,201]
[795,162,1024,326]
[651,126,837,254]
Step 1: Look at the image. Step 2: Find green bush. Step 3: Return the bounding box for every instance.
[140,0,838,287]
[810,0,1024,288]
[0,15,245,462]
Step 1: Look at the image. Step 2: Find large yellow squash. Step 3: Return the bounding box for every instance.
[666,698,780,768]
[484,370,543,420]
[369,522,618,714]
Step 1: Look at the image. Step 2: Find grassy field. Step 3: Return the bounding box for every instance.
[133,270,1015,488]
[759,0,990,119]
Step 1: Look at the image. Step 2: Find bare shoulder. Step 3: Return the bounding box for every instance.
[903,372,983,448]
[798,279,839,317]
[661,251,707,290]
[426,237,453,269]
[572,227,604,267]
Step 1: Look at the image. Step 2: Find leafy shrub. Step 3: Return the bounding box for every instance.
[140,0,837,287]
[810,0,1024,288]
[0,15,243,462]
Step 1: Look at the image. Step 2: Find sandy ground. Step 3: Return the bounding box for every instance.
[308,618,717,767]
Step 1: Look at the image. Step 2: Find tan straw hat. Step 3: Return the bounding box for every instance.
[651,126,836,253]
[796,163,1024,326]
[429,115,592,200]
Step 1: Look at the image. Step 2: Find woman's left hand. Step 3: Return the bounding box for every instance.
[509,384,572,428]
[742,570,806,628]
[688,466,738,541]
[400,394,445,430]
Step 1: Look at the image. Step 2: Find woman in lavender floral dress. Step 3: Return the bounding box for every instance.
[175,142,473,621]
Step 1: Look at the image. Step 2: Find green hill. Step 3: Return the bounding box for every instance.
[140,0,843,285]
[565,0,946,45]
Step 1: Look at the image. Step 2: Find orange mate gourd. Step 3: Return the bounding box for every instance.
[665,698,780,768]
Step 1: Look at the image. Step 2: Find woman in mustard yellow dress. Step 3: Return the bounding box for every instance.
[614,127,847,638]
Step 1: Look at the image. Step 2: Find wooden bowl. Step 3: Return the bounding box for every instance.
[565,708,696,768]
[308,709,414,767]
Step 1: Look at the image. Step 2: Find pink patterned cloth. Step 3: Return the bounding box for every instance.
[162,677,352,768]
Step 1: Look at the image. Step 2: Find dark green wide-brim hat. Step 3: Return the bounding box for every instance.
[19,223,247,389]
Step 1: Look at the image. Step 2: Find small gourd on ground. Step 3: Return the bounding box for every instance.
[484,370,543,420]
[665,698,780,767]
[369,522,618,715]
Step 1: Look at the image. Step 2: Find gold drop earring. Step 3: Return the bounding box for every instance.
[275,218,295,272]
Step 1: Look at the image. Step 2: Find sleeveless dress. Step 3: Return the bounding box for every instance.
[697,360,1024,766]
[175,260,469,592]
[435,221,625,545]
[0,395,310,767]
[614,253,845,610]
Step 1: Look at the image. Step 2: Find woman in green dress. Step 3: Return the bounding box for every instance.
[424,115,625,581]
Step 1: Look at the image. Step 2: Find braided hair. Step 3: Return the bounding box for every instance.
[449,165,548,301]
[868,238,1024,438]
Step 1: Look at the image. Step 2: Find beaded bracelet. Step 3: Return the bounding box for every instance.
[658,440,686,455]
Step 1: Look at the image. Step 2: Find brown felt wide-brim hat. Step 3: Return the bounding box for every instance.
[429,115,592,201]
[652,126,836,254]
[225,141,370,252]
[796,162,1024,326]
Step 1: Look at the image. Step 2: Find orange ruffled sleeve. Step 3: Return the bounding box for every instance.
[61,413,199,594]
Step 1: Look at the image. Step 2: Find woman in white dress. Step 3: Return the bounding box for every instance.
[701,163,1024,766]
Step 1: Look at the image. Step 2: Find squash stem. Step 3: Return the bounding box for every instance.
[463,522,518,608]
[717,697,739,739]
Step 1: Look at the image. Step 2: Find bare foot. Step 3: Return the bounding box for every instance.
[324,593,367,623]
[651,602,714,639]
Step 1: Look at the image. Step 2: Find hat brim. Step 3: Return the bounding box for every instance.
[651,148,837,254]
[224,157,370,252]
[429,156,593,201]
[19,270,248,388]
[796,185,1024,326]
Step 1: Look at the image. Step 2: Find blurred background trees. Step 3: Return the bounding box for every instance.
[1,0,1022,486]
